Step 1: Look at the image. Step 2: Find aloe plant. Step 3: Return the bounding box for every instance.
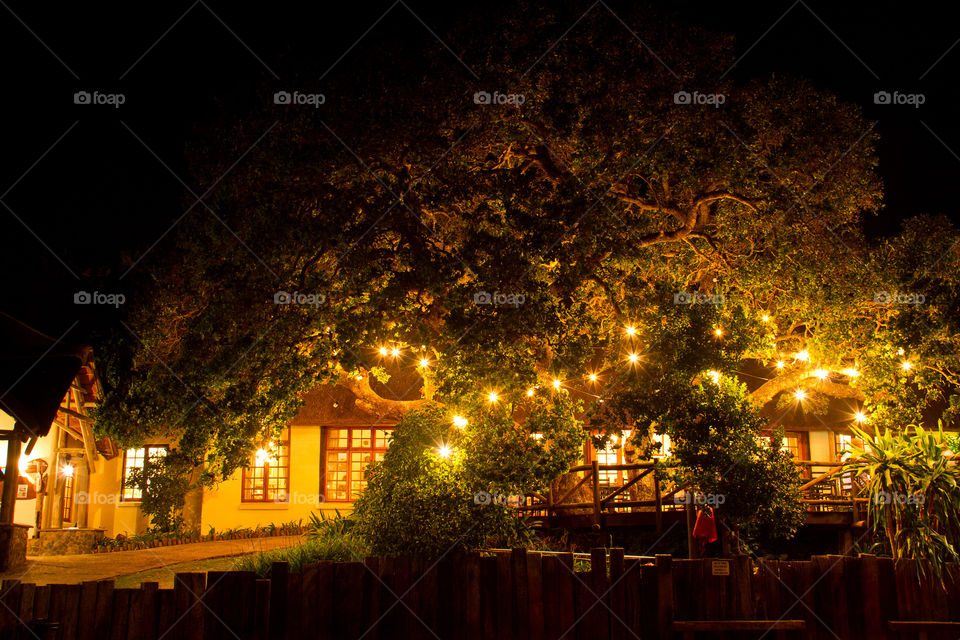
[843,424,960,580]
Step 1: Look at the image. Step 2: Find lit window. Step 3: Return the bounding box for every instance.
[595,430,632,486]
[651,433,671,458]
[121,446,168,501]
[324,427,392,501]
[241,428,290,503]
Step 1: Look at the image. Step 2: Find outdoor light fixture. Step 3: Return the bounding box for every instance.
[627,353,639,363]
[761,314,771,322]
[552,379,562,390]
[487,392,499,403]
[901,361,913,371]
[378,347,388,356]
[794,389,807,401]
[452,415,468,428]
[62,463,74,477]
[418,358,430,368]
[437,445,452,458]
[625,326,637,336]
[390,347,400,357]
[854,411,868,423]
[713,328,723,337]
[588,373,598,382]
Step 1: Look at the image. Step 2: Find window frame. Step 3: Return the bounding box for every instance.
[241,428,291,503]
[322,426,392,502]
[120,445,169,502]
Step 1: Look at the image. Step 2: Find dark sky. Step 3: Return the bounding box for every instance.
[2,0,958,337]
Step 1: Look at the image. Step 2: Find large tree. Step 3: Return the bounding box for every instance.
[92,3,960,529]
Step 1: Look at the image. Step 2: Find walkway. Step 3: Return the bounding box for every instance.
[0,535,303,585]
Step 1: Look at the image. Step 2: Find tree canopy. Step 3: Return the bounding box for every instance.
[91,3,960,532]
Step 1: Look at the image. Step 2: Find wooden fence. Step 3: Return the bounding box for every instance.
[2,550,960,639]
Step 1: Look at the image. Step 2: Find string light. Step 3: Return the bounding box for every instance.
[437,445,452,458]
[714,328,724,337]
[627,353,639,363]
[901,361,913,371]
[552,379,562,390]
[854,411,868,423]
[625,326,637,336]
[453,415,468,428]
[355,374,364,381]
[418,358,430,368]
[794,389,807,401]
[378,347,388,356]
[487,392,499,403]
[795,351,810,362]
[842,368,860,378]
[390,347,400,357]
[526,388,535,397]
[707,370,721,384]
[588,373,598,382]
[761,314,771,322]
[813,369,829,380]
[775,360,785,369]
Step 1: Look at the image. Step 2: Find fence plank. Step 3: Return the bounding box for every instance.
[590,548,609,640]
[556,553,576,640]
[157,589,177,640]
[480,556,497,640]
[0,581,21,638]
[860,556,884,640]
[876,558,898,640]
[495,552,513,640]
[608,549,625,640]
[339,562,365,640]
[573,570,592,640]
[436,555,455,640]
[132,581,158,640]
[75,581,99,640]
[525,553,544,640]
[285,571,302,640]
[108,589,131,640]
[639,561,657,640]
[511,549,530,640]
[18,583,36,630]
[267,563,288,640]
[253,580,271,640]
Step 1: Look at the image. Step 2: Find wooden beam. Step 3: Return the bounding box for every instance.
[74,386,99,465]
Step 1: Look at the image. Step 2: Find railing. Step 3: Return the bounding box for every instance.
[517,459,868,530]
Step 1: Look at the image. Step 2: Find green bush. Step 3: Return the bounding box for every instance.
[235,513,369,576]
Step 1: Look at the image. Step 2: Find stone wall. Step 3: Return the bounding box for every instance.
[0,523,30,570]
[27,528,105,556]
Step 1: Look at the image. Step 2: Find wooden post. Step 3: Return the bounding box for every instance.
[685,501,695,559]
[545,484,553,529]
[591,460,602,531]
[0,428,23,524]
[653,469,663,534]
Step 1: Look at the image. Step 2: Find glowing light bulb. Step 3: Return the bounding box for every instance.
[775,360,785,369]
[714,328,724,337]
[487,392,499,403]
[625,326,637,336]
[378,347,388,356]
[901,361,913,371]
[552,379,562,390]
[854,411,868,423]
[390,347,400,357]
[531,433,543,441]
[526,388,535,397]
[795,351,810,362]
[419,358,430,368]
[843,368,860,378]
[761,314,771,322]
[707,370,721,384]
[627,353,639,363]
[813,369,828,380]
[453,415,468,428]
[437,445,452,458]
[62,463,74,477]
[794,389,807,401]
[355,374,364,381]
[588,373,598,382]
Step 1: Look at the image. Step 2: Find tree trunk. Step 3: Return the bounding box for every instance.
[181,466,204,534]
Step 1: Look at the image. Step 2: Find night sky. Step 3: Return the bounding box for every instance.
[2,0,958,339]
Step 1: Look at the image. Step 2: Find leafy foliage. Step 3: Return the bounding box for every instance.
[843,425,960,579]
[353,402,582,556]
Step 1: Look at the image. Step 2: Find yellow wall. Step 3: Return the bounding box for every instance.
[200,424,350,532]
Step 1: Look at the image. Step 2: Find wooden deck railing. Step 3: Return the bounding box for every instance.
[517,459,868,530]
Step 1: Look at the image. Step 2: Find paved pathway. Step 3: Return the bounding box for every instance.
[0,535,303,585]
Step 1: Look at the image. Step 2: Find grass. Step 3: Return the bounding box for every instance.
[114,554,259,588]
[234,533,368,577]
